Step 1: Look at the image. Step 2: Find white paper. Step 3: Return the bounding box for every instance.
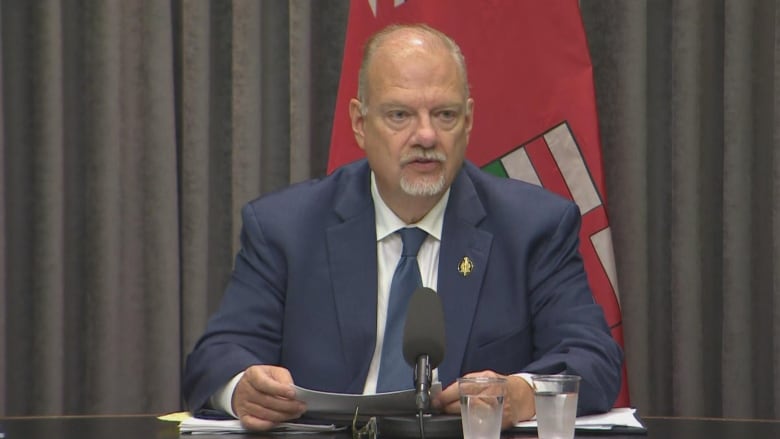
[513,407,644,431]
[294,383,443,416]
[179,417,345,435]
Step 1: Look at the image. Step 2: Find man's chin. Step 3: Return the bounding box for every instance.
[400,176,446,197]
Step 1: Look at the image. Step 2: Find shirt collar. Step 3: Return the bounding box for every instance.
[371,171,449,242]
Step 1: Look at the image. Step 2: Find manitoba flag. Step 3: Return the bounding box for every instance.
[328,0,630,407]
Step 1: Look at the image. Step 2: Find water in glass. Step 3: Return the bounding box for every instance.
[534,391,578,439]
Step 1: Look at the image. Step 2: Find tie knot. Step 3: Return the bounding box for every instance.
[398,227,427,257]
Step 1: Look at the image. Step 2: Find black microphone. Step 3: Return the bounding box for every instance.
[402,287,446,412]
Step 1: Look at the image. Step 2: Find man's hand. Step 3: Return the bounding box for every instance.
[432,370,536,430]
[231,365,307,431]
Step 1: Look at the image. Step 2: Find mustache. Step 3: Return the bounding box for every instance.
[401,149,446,165]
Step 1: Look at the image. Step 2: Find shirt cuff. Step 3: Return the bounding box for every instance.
[208,371,245,419]
[514,372,536,389]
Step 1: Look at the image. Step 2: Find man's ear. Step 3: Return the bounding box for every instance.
[465,98,475,135]
[349,98,366,150]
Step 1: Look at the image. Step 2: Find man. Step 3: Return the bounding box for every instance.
[183,24,622,431]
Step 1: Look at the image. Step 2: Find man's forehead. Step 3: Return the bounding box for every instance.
[375,95,467,109]
[377,26,439,46]
[369,44,457,83]
[374,29,447,59]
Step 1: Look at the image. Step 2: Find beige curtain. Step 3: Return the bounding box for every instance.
[0,0,348,415]
[1,0,779,419]
[582,0,780,419]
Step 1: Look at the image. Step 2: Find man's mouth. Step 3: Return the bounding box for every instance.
[404,158,441,172]
[402,151,446,166]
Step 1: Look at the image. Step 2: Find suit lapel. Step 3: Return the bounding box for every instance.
[437,168,492,385]
[326,164,378,392]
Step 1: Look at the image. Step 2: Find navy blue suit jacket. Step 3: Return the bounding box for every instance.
[183,159,622,415]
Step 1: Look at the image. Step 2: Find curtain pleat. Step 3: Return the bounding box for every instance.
[774,1,780,420]
[721,0,756,418]
[0,0,5,417]
[179,0,215,368]
[2,0,778,419]
[80,0,123,413]
[29,0,66,414]
[231,0,262,248]
[289,0,313,184]
[134,0,180,412]
[643,0,675,415]
[670,1,721,417]
[257,1,292,195]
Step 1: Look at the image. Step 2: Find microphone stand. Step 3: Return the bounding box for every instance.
[414,354,432,439]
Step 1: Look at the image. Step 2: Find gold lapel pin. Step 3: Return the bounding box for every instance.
[458,256,474,277]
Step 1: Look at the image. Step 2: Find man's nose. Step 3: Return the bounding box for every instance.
[413,115,437,148]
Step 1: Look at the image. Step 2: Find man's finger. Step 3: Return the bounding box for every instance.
[244,366,297,400]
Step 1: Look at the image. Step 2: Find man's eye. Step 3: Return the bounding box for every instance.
[437,110,458,123]
[388,111,408,121]
[439,110,458,120]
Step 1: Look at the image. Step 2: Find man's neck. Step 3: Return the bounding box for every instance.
[370,173,449,225]
[383,192,442,224]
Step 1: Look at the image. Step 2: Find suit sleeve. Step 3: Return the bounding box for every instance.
[182,203,287,412]
[523,203,623,415]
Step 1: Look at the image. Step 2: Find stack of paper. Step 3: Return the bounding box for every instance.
[512,407,646,433]
[179,417,344,435]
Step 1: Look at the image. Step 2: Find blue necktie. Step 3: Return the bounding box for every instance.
[377,227,428,392]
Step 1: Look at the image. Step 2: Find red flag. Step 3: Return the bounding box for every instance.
[328,0,630,408]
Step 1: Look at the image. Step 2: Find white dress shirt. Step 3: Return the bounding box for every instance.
[362,172,448,394]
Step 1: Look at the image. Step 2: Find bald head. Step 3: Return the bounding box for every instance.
[357,24,470,114]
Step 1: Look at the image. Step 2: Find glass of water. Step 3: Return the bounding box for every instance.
[532,374,581,439]
[458,376,507,439]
